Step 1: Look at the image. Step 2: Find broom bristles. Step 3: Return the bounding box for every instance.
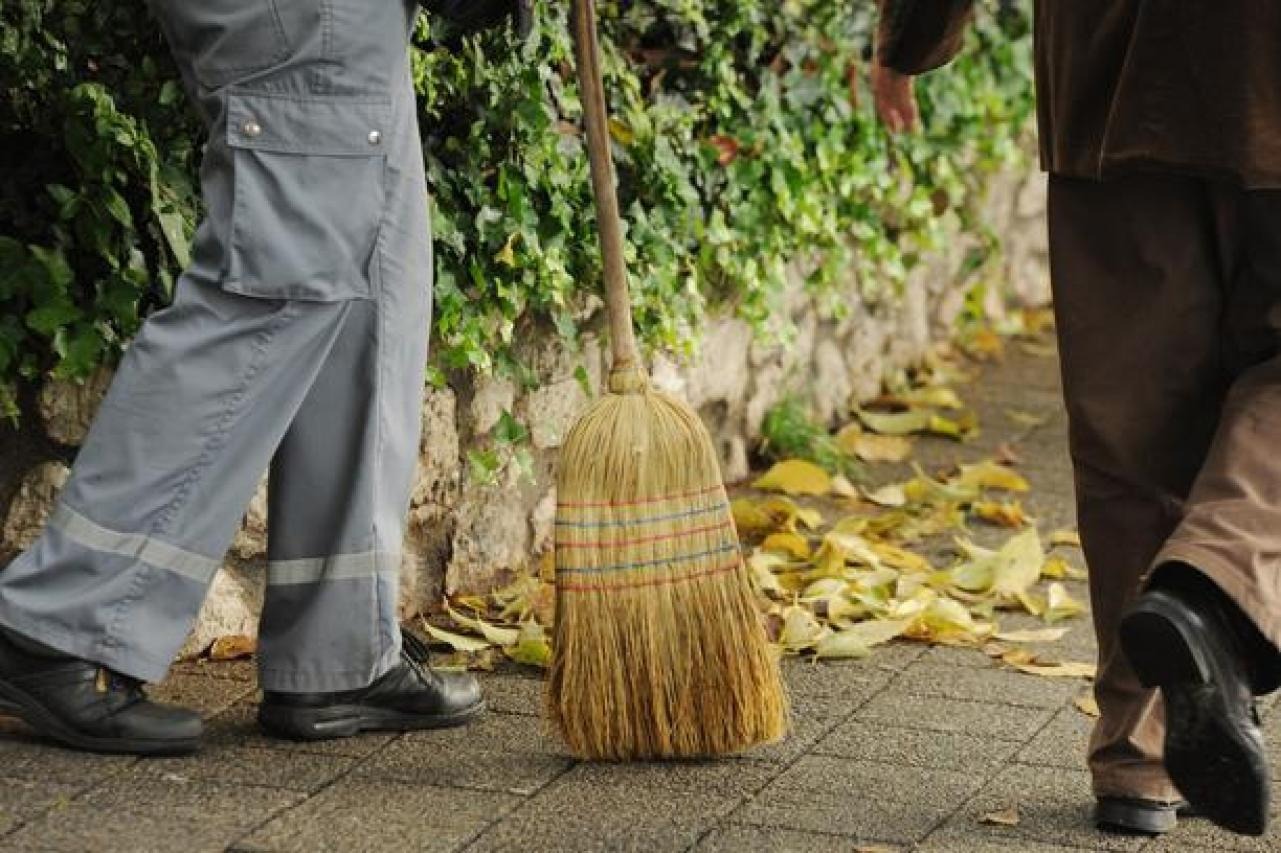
[548,378,789,760]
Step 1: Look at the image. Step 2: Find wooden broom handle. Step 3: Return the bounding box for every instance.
[571,0,642,373]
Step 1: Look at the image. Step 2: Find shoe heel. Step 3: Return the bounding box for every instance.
[258,705,362,741]
[1121,598,1213,688]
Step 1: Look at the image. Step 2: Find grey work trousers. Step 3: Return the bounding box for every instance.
[0,0,432,692]
[1049,172,1281,800]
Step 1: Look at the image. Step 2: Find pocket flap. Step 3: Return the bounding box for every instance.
[226,90,393,157]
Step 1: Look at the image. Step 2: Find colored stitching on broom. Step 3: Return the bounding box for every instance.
[554,502,728,529]
[556,542,739,575]
[556,482,723,509]
[558,559,741,592]
[553,519,733,550]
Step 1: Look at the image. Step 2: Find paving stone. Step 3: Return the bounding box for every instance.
[0,776,85,836]
[1146,805,1281,852]
[695,824,900,852]
[919,645,998,670]
[989,609,1098,664]
[133,742,357,793]
[1016,707,1092,770]
[239,779,520,853]
[895,661,1080,709]
[170,659,258,683]
[814,720,1020,773]
[915,839,1094,853]
[0,727,136,784]
[855,691,1056,743]
[926,764,1146,852]
[357,711,570,795]
[475,671,544,717]
[781,652,909,701]
[465,761,776,852]
[731,756,981,843]
[734,694,851,766]
[204,701,395,758]
[148,671,256,716]
[2,774,302,853]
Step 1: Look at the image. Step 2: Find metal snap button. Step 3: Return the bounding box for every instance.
[242,120,262,138]
[367,130,383,146]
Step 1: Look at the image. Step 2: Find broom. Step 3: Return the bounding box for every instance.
[547,0,789,761]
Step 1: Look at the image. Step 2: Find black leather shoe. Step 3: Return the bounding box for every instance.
[0,630,202,755]
[1096,797,1186,835]
[1121,586,1271,836]
[258,630,485,741]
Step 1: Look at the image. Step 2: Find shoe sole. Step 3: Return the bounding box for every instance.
[1095,798,1178,836]
[0,680,201,756]
[1121,598,1270,836]
[257,700,486,741]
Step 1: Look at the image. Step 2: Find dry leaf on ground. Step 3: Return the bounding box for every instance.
[422,621,492,653]
[1011,659,1097,679]
[1074,692,1101,718]
[994,627,1070,644]
[979,805,1021,827]
[1050,528,1082,549]
[753,459,832,496]
[208,635,256,661]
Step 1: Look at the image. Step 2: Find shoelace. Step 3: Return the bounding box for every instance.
[398,628,444,689]
[401,628,433,666]
[95,668,148,710]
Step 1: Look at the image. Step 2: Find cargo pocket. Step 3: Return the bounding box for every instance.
[225,90,392,302]
[151,0,291,89]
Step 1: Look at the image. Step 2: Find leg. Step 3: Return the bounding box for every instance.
[1157,188,1281,678]
[0,285,354,681]
[1047,172,1237,802]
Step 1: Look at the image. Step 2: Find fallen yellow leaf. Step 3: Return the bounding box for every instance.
[1012,660,1096,679]
[839,428,915,462]
[1050,528,1082,549]
[1074,692,1101,717]
[208,635,256,661]
[504,621,552,667]
[972,499,1032,528]
[896,385,965,410]
[1005,409,1048,428]
[979,805,1021,827]
[956,460,1030,493]
[855,408,933,436]
[763,531,812,560]
[753,459,832,496]
[778,604,829,652]
[446,604,520,647]
[994,627,1069,644]
[423,622,492,653]
[1044,582,1086,623]
[816,618,914,659]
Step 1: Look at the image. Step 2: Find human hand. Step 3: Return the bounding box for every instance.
[871,61,919,134]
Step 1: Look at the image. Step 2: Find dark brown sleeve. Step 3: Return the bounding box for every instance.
[877,0,976,74]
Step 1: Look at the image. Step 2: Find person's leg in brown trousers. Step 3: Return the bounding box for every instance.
[1049,171,1281,832]
[1049,172,1231,808]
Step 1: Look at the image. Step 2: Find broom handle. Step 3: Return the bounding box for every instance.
[571,0,642,373]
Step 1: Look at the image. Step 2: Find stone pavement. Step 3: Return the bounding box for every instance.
[2,345,1279,853]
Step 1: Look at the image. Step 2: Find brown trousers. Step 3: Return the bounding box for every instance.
[1048,172,1281,800]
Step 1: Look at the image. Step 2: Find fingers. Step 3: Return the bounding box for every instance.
[871,63,920,135]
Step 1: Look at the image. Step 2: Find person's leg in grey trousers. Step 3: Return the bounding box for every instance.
[0,0,432,695]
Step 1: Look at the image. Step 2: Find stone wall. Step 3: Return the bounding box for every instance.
[0,170,1049,659]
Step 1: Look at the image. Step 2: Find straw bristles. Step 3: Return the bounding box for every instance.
[548,378,789,760]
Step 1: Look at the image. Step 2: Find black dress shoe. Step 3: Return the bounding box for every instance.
[258,629,485,741]
[0,630,202,755]
[1121,585,1271,836]
[1095,796,1185,835]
